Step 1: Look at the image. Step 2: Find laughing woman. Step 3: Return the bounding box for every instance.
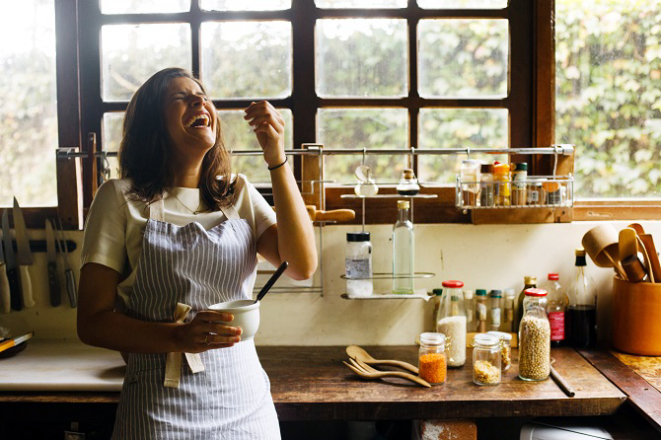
[77,67,317,439]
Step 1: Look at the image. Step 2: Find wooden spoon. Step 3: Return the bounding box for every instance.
[346,345,419,374]
[619,228,648,282]
[343,359,431,388]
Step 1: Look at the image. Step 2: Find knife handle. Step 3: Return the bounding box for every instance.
[65,269,77,308]
[19,265,35,308]
[6,266,23,311]
[0,263,10,314]
[47,261,61,307]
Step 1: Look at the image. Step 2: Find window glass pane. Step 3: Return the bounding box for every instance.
[102,113,125,180]
[316,19,408,98]
[201,0,291,11]
[316,0,406,8]
[418,0,507,9]
[201,22,292,100]
[418,19,508,99]
[556,1,661,198]
[101,0,190,14]
[418,108,508,184]
[102,24,192,102]
[219,110,293,184]
[0,0,57,206]
[317,108,408,185]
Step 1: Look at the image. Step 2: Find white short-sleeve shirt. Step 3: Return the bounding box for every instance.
[81,174,276,302]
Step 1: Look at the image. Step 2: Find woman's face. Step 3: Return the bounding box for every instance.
[163,77,218,159]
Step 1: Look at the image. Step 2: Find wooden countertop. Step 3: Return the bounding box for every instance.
[0,341,626,421]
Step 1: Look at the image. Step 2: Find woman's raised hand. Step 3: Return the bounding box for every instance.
[244,101,286,168]
[175,310,242,353]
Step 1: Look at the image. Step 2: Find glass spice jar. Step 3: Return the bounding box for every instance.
[472,333,501,386]
[518,288,551,382]
[487,330,513,371]
[418,332,447,385]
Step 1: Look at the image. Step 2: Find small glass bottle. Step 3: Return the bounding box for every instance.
[518,288,551,382]
[566,248,598,349]
[489,290,502,331]
[431,288,443,332]
[487,330,512,371]
[436,280,467,368]
[541,273,567,347]
[463,289,475,332]
[514,276,537,332]
[475,289,488,333]
[418,332,447,385]
[392,200,414,295]
[494,163,511,206]
[479,163,495,207]
[511,163,528,206]
[345,232,373,297]
[396,168,420,196]
[503,288,516,332]
[473,333,501,386]
[460,159,481,207]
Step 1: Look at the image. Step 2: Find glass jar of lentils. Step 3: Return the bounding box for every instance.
[518,288,551,381]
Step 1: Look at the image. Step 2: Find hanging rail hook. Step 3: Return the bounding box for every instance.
[552,145,560,177]
[466,146,471,159]
[361,147,367,166]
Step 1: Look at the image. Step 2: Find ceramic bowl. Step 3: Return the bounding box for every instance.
[208,299,260,341]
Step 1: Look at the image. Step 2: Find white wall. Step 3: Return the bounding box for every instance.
[2,220,658,346]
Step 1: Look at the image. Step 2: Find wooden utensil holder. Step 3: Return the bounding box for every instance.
[612,276,661,355]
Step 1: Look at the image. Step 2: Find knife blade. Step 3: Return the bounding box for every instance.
[12,198,35,308]
[55,217,77,308]
[1,210,22,311]
[0,224,11,313]
[45,220,61,307]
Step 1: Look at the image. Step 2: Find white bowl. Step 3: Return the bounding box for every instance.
[208,299,260,341]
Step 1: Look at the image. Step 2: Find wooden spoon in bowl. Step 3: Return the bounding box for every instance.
[346,345,419,374]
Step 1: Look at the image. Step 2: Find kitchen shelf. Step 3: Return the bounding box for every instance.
[340,272,435,280]
[341,290,431,300]
[340,194,438,200]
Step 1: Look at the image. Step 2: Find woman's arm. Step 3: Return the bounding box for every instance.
[244,101,318,280]
[77,262,242,353]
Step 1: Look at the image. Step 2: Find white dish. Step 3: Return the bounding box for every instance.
[208,299,260,341]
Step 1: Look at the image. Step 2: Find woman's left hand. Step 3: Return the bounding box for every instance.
[244,101,286,168]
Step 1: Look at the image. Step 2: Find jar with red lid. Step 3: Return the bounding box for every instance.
[436,280,467,367]
[518,288,551,381]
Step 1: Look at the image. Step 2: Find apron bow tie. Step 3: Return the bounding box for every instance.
[164,302,206,388]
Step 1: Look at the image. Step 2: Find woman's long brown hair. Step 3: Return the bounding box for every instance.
[119,67,234,210]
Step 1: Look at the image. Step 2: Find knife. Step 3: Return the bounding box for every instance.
[13,198,35,308]
[1,210,22,311]
[55,218,77,308]
[0,225,11,313]
[45,220,61,307]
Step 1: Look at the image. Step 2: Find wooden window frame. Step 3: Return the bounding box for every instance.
[43,0,658,229]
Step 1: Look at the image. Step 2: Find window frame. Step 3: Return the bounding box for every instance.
[44,0,659,229]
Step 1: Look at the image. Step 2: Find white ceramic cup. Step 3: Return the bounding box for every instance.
[208,299,260,341]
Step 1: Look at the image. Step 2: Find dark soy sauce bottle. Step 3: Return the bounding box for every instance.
[565,248,598,348]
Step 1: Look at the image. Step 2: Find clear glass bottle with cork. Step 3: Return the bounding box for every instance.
[436,280,467,368]
[392,200,414,294]
[396,168,420,196]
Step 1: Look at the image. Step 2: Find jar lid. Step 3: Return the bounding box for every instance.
[397,200,410,210]
[514,162,528,171]
[575,248,586,257]
[402,168,416,179]
[547,273,559,280]
[524,288,547,297]
[504,288,516,299]
[494,163,510,174]
[432,288,443,296]
[442,280,464,288]
[473,333,499,347]
[346,232,370,242]
[489,290,502,298]
[487,331,512,341]
[463,289,474,299]
[476,289,487,296]
[524,276,537,284]
[480,163,494,173]
[420,332,445,346]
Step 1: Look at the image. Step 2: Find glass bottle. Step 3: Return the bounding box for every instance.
[541,273,567,347]
[460,159,481,207]
[463,289,475,332]
[475,289,488,333]
[431,288,443,332]
[396,168,420,196]
[479,163,495,207]
[392,200,414,295]
[436,280,466,368]
[494,163,511,206]
[487,330,512,371]
[473,333,501,386]
[518,288,551,382]
[511,162,528,206]
[345,232,373,297]
[514,276,537,332]
[418,332,447,385]
[566,248,598,348]
[503,288,516,332]
[489,290,502,331]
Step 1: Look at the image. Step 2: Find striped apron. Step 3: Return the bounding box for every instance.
[112,199,280,440]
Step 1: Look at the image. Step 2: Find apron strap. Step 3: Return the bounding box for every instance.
[164,302,205,389]
[149,198,166,222]
[219,203,240,220]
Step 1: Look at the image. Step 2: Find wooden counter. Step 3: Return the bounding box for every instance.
[0,341,626,422]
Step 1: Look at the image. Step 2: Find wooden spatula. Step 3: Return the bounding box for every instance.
[619,228,647,282]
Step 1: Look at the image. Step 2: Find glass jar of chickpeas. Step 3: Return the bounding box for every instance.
[518,288,551,381]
